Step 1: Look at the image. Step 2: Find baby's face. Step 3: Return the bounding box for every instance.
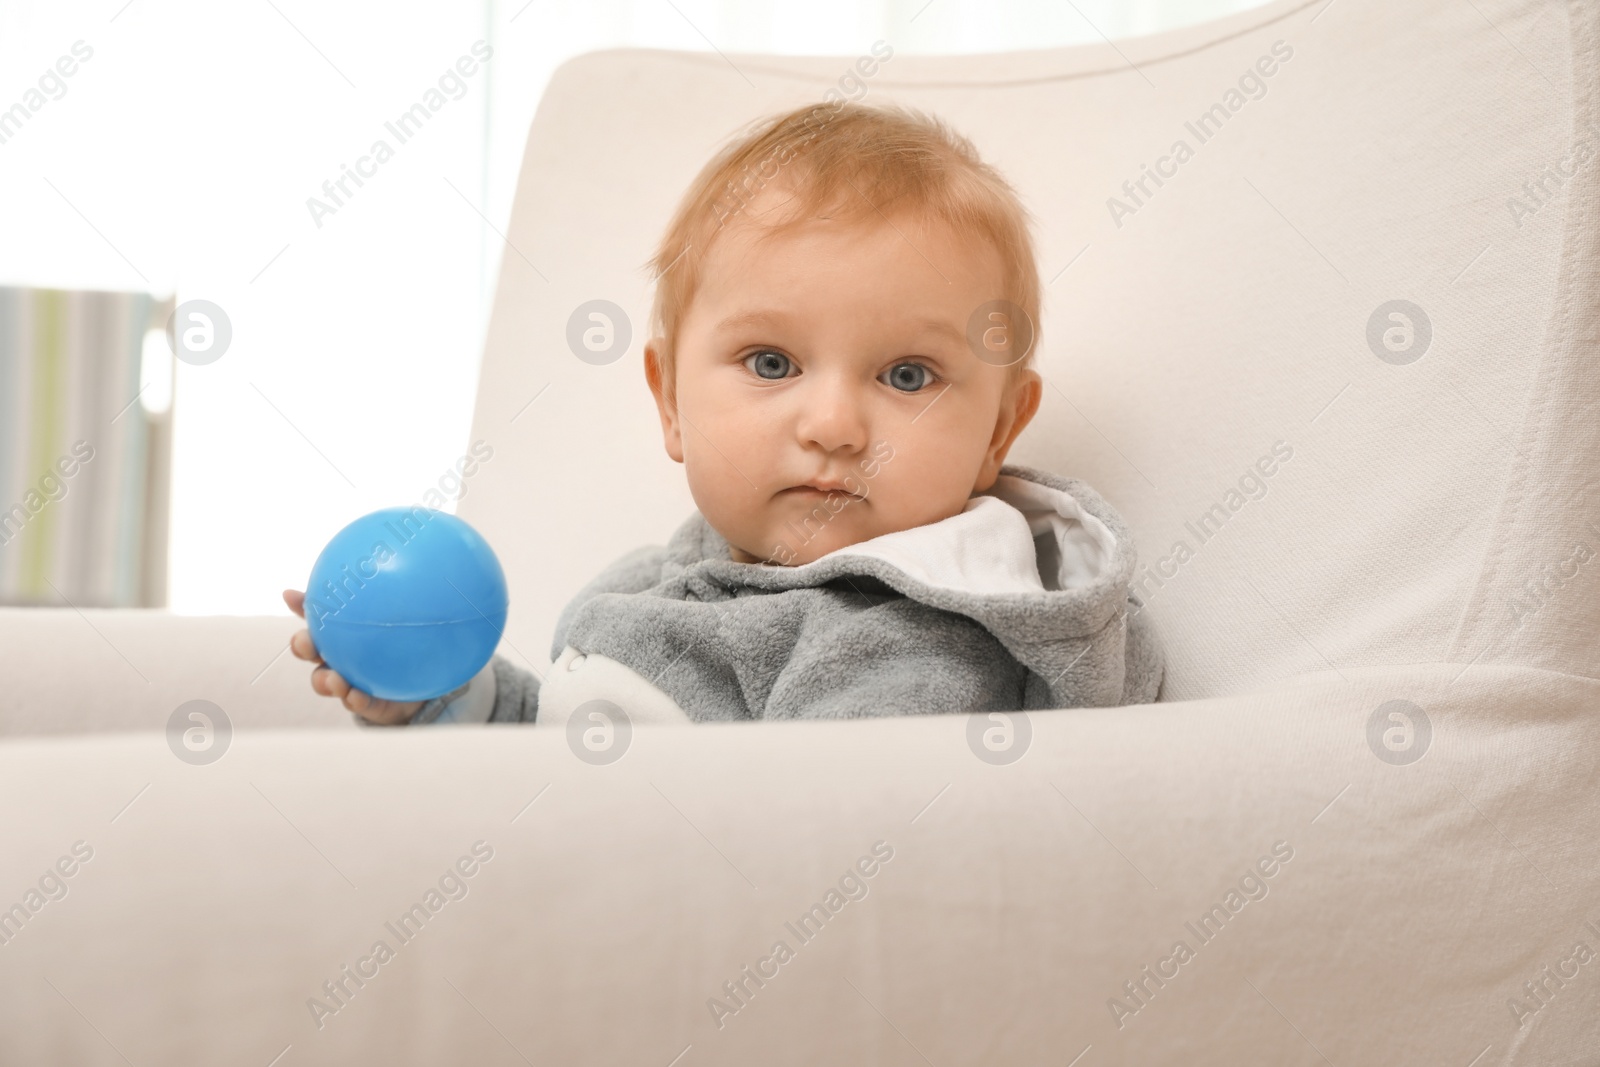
[645,197,1041,566]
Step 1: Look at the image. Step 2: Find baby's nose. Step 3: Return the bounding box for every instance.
[794,376,869,453]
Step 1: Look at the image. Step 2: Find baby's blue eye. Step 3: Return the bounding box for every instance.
[745,350,792,380]
[882,362,932,392]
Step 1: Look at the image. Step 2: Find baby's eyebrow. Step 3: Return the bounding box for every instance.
[915,319,965,346]
[713,309,789,335]
[714,310,965,348]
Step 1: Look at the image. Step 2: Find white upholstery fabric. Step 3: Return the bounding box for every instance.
[458,0,1598,702]
[0,608,349,735]
[0,666,1594,1064]
[1,0,1596,1062]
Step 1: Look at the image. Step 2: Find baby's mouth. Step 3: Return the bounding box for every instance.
[779,483,864,500]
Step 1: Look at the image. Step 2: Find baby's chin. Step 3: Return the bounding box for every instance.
[726,511,880,567]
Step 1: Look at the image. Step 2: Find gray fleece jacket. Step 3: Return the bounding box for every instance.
[408,464,1163,726]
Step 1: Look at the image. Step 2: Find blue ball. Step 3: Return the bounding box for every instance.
[304,507,507,702]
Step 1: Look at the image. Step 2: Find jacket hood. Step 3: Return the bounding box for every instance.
[659,464,1150,707]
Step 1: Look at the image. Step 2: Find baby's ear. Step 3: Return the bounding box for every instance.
[979,369,1042,487]
[643,339,685,463]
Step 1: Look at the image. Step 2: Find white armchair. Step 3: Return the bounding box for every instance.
[2,0,1595,1062]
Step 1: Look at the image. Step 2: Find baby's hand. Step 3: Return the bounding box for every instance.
[282,589,424,725]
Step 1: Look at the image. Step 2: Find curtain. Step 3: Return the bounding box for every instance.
[0,0,1269,613]
[0,287,170,607]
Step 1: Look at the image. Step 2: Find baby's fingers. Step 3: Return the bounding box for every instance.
[284,590,325,665]
[313,667,371,714]
[311,665,348,700]
[314,667,374,713]
[289,627,323,664]
[313,667,415,725]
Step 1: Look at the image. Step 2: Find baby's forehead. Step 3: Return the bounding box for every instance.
[720,190,954,247]
[701,203,1002,287]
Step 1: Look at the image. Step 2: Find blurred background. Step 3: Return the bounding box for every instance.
[0,0,1272,614]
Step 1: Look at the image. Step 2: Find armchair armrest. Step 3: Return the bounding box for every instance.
[0,663,1593,1062]
[0,608,356,737]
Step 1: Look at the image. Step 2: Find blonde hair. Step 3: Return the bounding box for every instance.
[643,101,1042,402]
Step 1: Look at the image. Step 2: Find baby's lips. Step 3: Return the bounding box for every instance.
[781,483,865,500]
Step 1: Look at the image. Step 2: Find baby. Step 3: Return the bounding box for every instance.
[284,101,1163,726]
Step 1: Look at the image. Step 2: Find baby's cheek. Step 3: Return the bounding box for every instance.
[879,466,975,532]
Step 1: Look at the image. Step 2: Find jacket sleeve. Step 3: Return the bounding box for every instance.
[479,544,668,724]
[384,544,669,727]
[485,654,541,723]
[354,666,484,729]
[549,545,669,661]
[383,659,501,727]
[1120,597,1165,704]
[388,653,541,725]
